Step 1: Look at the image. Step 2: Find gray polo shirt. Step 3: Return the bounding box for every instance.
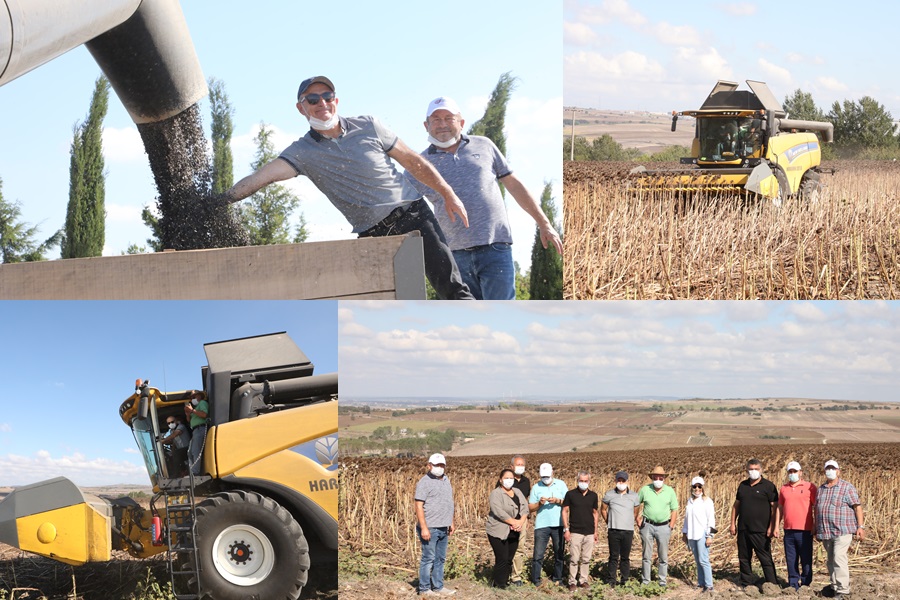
[602,488,640,531]
[279,115,421,232]
[414,473,455,528]
[408,135,513,250]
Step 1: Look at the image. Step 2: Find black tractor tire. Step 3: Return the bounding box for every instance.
[191,490,309,600]
[799,170,822,202]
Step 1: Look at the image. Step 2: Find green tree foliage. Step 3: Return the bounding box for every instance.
[293,212,309,243]
[563,134,642,161]
[514,260,530,299]
[0,177,62,263]
[62,75,109,258]
[529,182,562,299]
[783,89,826,122]
[140,206,164,252]
[828,96,898,155]
[241,123,301,245]
[208,77,235,195]
[646,145,690,161]
[467,71,517,158]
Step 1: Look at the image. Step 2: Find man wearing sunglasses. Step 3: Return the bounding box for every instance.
[407,97,562,300]
[223,76,474,300]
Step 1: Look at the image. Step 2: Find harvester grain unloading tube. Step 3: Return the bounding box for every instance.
[0,0,207,124]
[0,477,113,565]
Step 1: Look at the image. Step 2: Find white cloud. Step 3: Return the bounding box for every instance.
[720,3,757,16]
[0,423,10,433]
[0,450,148,486]
[757,58,792,87]
[651,22,701,46]
[123,447,140,455]
[103,127,145,163]
[786,302,829,323]
[670,47,733,83]
[817,76,849,92]
[602,0,647,27]
[564,21,598,47]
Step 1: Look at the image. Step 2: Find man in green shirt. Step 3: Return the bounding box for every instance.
[185,390,209,476]
[637,466,679,586]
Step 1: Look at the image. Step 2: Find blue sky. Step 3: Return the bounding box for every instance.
[564,0,900,118]
[339,301,900,401]
[0,301,337,486]
[0,0,561,273]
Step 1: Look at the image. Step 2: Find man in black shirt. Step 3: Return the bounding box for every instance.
[562,471,599,591]
[510,455,531,586]
[729,458,778,587]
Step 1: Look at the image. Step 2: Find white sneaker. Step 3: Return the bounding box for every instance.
[419,591,437,597]
[435,588,457,595]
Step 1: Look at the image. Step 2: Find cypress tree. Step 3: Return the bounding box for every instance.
[62,75,109,258]
[528,182,563,299]
[468,72,518,199]
[208,77,235,195]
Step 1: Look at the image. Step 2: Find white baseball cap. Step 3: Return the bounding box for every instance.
[428,453,446,465]
[691,476,705,487]
[824,460,839,470]
[426,96,462,118]
[787,461,801,472]
[539,463,553,477]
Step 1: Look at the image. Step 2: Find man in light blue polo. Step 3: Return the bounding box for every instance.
[408,97,562,299]
[528,462,568,587]
[638,465,679,586]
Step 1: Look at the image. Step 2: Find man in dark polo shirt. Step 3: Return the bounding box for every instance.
[509,455,531,586]
[562,471,599,590]
[729,458,778,587]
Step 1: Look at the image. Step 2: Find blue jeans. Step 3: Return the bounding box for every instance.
[688,538,713,589]
[452,242,515,300]
[532,526,564,584]
[188,424,206,476]
[418,526,450,592]
[784,530,813,589]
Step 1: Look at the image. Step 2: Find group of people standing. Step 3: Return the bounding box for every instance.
[412,455,865,598]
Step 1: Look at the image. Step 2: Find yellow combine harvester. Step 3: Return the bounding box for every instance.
[632,80,834,203]
[0,332,338,600]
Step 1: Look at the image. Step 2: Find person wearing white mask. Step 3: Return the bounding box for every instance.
[682,472,716,593]
[527,462,568,587]
[601,470,641,586]
[184,390,209,476]
[414,453,456,596]
[509,455,531,586]
[223,76,474,300]
[562,471,599,590]
[729,458,778,588]
[407,96,562,300]
[637,466,679,586]
[815,460,865,600]
[159,414,191,477]
[486,468,529,589]
[775,461,817,590]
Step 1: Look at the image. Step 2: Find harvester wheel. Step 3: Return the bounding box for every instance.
[192,490,309,600]
[772,168,790,208]
[799,171,822,202]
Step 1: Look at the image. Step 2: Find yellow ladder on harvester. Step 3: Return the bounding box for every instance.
[162,471,205,600]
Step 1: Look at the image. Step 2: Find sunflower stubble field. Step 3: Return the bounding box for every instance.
[339,442,900,587]
[563,160,900,300]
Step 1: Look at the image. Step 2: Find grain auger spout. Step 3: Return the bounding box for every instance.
[632,80,834,204]
[1,0,207,124]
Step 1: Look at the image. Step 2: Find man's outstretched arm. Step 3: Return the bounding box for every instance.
[223,158,296,203]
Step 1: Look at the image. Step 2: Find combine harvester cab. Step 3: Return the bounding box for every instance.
[0,332,338,600]
[633,80,834,203]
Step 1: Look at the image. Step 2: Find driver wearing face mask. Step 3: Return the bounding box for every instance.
[185,390,209,476]
[730,458,779,588]
[775,461,817,590]
[159,415,191,477]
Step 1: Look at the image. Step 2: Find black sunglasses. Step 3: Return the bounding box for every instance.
[692,484,703,489]
[302,92,336,105]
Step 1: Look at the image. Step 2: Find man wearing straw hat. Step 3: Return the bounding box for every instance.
[637,465,679,587]
[815,459,865,600]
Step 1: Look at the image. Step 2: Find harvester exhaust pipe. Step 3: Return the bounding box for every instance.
[777,119,834,144]
[1,0,207,125]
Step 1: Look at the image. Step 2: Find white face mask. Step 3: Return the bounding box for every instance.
[578,482,589,491]
[431,466,444,478]
[502,478,515,489]
[168,422,177,430]
[788,472,800,483]
[191,398,199,406]
[616,482,628,492]
[692,488,703,498]
[652,479,664,490]
[428,134,459,149]
[308,113,339,131]
[825,469,838,481]
[748,469,761,480]
[541,476,552,485]
[514,465,526,476]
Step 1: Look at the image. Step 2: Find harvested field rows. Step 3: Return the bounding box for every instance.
[340,443,900,583]
[563,160,900,299]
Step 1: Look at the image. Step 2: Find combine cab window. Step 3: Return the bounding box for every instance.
[699,117,762,161]
[132,416,160,483]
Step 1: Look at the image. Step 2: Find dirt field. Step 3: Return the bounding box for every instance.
[565,109,694,153]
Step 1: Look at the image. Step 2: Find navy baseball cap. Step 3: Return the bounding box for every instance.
[297,76,335,100]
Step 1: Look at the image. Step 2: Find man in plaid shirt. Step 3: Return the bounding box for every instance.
[815,460,865,599]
